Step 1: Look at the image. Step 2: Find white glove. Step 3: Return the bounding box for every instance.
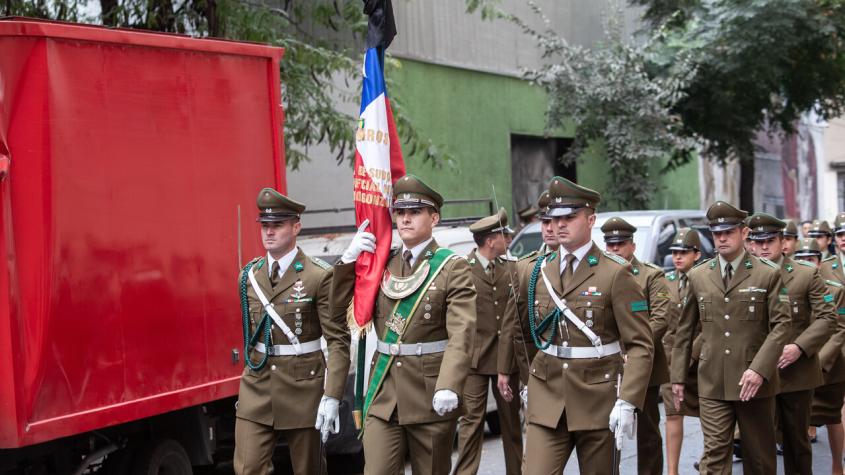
[432,389,459,416]
[340,219,376,264]
[608,399,636,450]
[314,395,340,442]
[520,386,528,406]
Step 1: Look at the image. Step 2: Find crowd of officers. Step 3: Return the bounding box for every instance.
[232,174,845,475]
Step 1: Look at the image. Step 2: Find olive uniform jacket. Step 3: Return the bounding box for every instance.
[333,240,477,425]
[663,271,702,368]
[670,253,791,401]
[631,257,670,387]
[777,257,836,393]
[465,250,518,376]
[236,248,350,430]
[819,281,845,385]
[821,254,845,285]
[498,242,654,432]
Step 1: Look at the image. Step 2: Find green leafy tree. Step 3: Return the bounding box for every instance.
[2,0,448,170]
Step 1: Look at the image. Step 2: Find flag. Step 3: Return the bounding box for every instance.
[351,0,405,331]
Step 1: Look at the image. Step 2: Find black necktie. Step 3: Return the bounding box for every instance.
[562,254,577,288]
[270,261,280,287]
[724,263,733,289]
[402,250,413,277]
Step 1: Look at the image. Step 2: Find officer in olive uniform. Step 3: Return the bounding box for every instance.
[794,238,845,474]
[498,177,654,475]
[671,201,791,475]
[333,174,476,475]
[782,219,799,257]
[820,213,845,284]
[747,213,836,474]
[808,219,834,259]
[505,191,557,384]
[601,217,670,475]
[661,228,703,475]
[234,188,351,475]
[454,209,522,475]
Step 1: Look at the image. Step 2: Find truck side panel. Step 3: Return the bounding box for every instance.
[0,21,285,448]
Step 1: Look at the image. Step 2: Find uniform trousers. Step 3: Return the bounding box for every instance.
[698,396,776,475]
[776,389,813,475]
[233,417,325,475]
[454,372,522,475]
[524,410,616,475]
[636,385,663,475]
[362,414,457,475]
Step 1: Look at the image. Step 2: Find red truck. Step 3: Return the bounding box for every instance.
[0,18,360,474]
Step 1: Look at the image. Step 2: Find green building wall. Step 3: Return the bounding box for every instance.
[389,59,700,217]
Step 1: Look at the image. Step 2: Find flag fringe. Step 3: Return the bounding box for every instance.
[347,297,372,335]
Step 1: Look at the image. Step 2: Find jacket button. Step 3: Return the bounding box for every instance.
[494,301,498,306]
[310,370,315,375]
[497,330,501,335]
[493,286,497,291]
[724,315,730,320]
[605,373,610,379]
[271,365,277,370]
[496,315,500,320]
[563,363,569,369]
[724,331,730,337]
[295,308,301,313]
[396,362,402,368]
[725,349,731,354]
[532,368,536,373]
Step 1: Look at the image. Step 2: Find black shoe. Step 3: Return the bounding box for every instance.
[693,461,700,471]
[733,440,743,460]
[776,443,784,455]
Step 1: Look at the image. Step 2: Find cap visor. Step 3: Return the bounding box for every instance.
[668,244,694,251]
[603,236,632,244]
[547,206,583,217]
[794,251,821,258]
[257,214,298,222]
[749,232,780,241]
[709,223,740,232]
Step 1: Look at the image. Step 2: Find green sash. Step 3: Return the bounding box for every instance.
[362,247,456,425]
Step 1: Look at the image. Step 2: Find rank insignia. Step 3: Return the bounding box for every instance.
[587,255,598,266]
[709,261,717,269]
[469,258,476,265]
[632,268,640,275]
[294,261,304,272]
[386,313,405,335]
[291,280,307,300]
[744,260,752,269]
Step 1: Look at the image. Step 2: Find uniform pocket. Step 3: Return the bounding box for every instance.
[699,342,709,361]
[585,361,621,385]
[740,298,763,321]
[284,301,312,337]
[418,290,445,326]
[530,355,548,382]
[698,296,712,322]
[295,357,326,380]
[575,296,605,332]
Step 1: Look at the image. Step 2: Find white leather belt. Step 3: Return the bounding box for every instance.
[255,340,322,356]
[541,341,622,359]
[376,339,448,356]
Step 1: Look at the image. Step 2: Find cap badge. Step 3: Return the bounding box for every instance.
[676,239,683,243]
[613,230,619,235]
[402,193,411,199]
[717,217,725,223]
[265,208,272,213]
[554,197,562,203]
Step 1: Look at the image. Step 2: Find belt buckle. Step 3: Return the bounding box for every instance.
[389,343,400,355]
[558,346,570,358]
[266,345,275,356]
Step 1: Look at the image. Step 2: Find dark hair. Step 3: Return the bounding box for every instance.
[473,232,495,247]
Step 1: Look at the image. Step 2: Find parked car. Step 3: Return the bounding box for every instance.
[509,210,715,270]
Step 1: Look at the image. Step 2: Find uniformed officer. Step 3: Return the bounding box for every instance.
[747,213,836,474]
[808,219,834,259]
[671,201,791,475]
[795,238,845,475]
[517,203,540,231]
[334,174,476,475]
[497,176,654,474]
[454,209,522,475]
[820,213,845,284]
[661,228,703,475]
[782,219,799,256]
[234,188,351,475]
[601,217,670,475]
[504,190,557,384]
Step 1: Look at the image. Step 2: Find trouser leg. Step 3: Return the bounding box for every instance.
[454,373,489,475]
[636,385,663,475]
[234,417,277,475]
[363,415,407,475]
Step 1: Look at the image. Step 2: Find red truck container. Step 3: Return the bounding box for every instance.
[0,18,296,473]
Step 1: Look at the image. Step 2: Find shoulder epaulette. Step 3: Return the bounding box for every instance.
[643,261,662,271]
[666,271,677,281]
[242,256,262,272]
[692,257,713,269]
[498,255,517,262]
[310,256,332,270]
[826,279,845,288]
[794,259,816,268]
[824,255,837,262]
[603,251,628,266]
[519,250,539,261]
[759,257,778,268]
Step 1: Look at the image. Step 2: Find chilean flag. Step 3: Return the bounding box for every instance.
[351,0,405,330]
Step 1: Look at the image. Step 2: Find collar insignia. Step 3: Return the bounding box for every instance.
[587,255,599,266]
[744,260,752,269]
[294,261,304,272]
